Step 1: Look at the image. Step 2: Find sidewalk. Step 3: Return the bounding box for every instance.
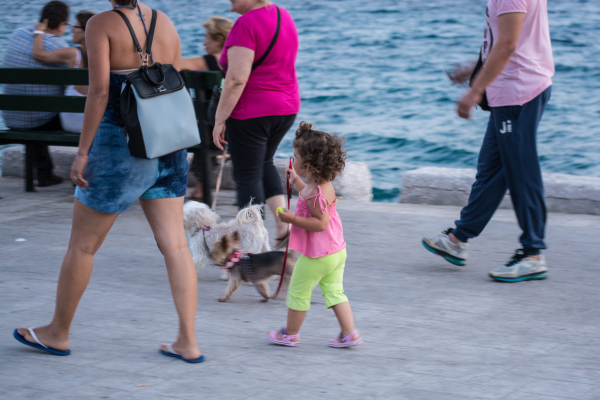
[1,176,599,400]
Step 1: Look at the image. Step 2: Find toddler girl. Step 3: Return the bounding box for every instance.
[266,121,363,348]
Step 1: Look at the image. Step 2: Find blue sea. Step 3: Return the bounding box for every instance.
[1,0,599,201]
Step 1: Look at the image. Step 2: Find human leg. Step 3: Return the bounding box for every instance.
[496,87,551,256]
[140,197,201,360]
[226,117,270,209]
[17,199,119,351]
[264,115,297,243]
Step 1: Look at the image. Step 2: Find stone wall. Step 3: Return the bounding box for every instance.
[400,167,600,215]
[2,145,373,202]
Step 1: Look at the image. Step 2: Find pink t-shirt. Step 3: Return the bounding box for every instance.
[482,0,554,107]
[289,186,346,259]
[220,5,301,120]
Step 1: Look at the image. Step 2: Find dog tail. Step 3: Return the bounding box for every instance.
[235,203,263,226]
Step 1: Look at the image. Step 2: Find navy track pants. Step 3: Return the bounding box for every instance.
[453,86,551,255]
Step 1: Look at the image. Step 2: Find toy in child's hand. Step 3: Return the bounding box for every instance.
[276,207,286,216]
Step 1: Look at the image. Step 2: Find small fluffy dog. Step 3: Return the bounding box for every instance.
[183,201,270,276]
[209,231,296,302]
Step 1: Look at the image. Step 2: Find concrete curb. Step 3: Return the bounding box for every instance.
[400,167,600,215]
[1,145,373,202]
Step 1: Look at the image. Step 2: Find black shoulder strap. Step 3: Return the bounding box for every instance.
[204,54,220,71]
[112,9,157,60]
[112,9,143,54]
[251,6,281,72]
[145,9,158,57]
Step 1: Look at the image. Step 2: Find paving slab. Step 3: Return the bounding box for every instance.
[1,176,599,400]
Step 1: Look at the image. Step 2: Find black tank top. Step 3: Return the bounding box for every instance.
[203,55,221,72]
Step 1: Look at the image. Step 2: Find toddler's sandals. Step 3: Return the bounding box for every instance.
[266,327,300,347]
[329,329,363,348]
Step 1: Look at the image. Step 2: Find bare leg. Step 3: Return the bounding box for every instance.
[18,200,119,350]
[274,308,306,341]
[140,197,201,360]
[192,181,203,199]
[266,194,288,246]
[331,301,360,340]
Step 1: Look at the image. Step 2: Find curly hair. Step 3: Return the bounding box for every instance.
[293,121,347,183]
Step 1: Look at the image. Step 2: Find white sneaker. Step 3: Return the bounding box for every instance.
[489,249,548,282]
[422,229,468,266]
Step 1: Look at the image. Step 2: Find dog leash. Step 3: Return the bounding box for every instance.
[211,146,228,211]
[269,157,293,299]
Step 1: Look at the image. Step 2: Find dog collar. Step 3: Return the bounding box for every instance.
[221,250,250,270]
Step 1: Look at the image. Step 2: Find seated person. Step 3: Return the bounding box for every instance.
[1,0,70,187]
[32,10,95,133]
[181,16,233,201]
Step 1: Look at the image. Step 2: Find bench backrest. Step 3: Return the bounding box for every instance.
[0,68,221,117]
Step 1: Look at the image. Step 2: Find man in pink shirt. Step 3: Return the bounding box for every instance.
[423,0,554,282]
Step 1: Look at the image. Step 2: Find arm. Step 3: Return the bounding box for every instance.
[446,62,477,85]
[279,192,330,233]
[180,57,208,71]
[457,12,526,119]
[286,166,307,193]
[70,17,111,188]
[32,30,76,66]
[212,46,254,150]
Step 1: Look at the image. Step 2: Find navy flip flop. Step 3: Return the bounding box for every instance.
[13,328,71,356]
[159,343,205,363]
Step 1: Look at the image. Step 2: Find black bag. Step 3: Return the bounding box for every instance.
[469,49,490,111]
[112,8,200,159]
[207,5,281,126]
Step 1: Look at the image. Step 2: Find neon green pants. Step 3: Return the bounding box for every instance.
[287,248,348,311]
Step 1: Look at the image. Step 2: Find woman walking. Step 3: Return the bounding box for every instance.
[14,0,203,363]
[213,0,300,248]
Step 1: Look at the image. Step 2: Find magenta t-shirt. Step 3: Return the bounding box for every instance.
[220,5,300,120]
[482,0,554,107]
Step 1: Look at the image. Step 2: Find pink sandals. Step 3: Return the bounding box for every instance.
[329,330,364,348]
[266,327,301,347]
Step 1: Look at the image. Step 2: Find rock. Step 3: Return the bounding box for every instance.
[400,167,600,215]
[3,146,374,202]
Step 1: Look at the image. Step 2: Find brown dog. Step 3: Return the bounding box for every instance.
[210,231,296,302]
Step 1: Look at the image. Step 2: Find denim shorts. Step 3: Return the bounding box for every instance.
[75,121,188,214]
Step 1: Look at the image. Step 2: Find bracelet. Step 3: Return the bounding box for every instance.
[33,30,45,35]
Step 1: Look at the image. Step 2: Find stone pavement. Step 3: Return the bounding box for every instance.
[1,176,599,400]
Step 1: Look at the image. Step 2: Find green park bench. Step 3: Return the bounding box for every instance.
[0,67,221,205]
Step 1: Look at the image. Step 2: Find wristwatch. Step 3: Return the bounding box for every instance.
[33,30,45,35]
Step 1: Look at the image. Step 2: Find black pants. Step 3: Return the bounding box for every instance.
[10,115,61,180]
[226,114,296,209]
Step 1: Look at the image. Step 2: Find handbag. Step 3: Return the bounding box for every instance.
[207,5,281,126]
[113,9,200,159]
[469,49,491,111]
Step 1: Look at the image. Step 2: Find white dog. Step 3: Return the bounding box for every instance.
[183,201,271,278]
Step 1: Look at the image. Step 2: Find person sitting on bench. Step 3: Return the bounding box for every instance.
[1,1,70,187]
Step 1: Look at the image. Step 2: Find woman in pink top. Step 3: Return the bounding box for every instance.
[212,0,300,248]
[266,122,363,348]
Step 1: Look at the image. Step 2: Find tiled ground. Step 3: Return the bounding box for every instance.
[1,176,599,400]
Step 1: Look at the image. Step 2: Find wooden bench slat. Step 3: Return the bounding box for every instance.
[0,130,80,143]
[0,68,89,85]
[0,95,86,112]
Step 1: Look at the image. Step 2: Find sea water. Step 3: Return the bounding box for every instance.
[1,0,598,201]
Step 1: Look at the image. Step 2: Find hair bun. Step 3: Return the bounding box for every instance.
[297,121,313,134]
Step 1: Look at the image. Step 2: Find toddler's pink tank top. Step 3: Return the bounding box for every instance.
[289,185,346,258]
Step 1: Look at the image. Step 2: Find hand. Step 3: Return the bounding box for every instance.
[446,64,475,85]
[278,209,295,224]
[70,154,89,188]
[457,88,482,120]
[212,121,227,150]
[35,19,48,33]
[285,166,298,185]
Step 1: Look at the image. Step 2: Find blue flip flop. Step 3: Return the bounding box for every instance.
[13,328,71,356]
[159,343,205,363]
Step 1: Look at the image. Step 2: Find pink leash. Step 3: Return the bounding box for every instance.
[270,157,293,299]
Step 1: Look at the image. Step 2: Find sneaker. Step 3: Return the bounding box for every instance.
[422,228,468,266]
[489,249,548,282]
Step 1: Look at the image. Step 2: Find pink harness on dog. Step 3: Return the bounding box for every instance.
[221,250,250,270]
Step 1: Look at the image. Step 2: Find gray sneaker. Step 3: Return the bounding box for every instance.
[422,229,468,266]
[489,249,548,282]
